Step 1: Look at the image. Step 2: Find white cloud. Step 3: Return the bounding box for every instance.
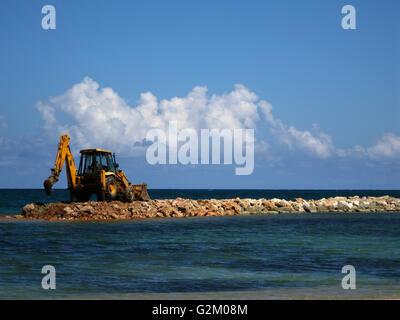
[259,101,334,158]
[36,78,262,155]
[35,77,400,161]
[336,134,400,160]
[367,133,400,159]
[336,145,367,158]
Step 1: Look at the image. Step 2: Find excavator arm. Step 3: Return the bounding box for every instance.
[44,134,77,195]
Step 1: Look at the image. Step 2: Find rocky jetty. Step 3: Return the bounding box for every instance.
[5,195,400,221]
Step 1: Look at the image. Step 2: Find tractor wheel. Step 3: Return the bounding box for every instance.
[105,176,118,201]
[75,190,91,202]
[123,186,135,203]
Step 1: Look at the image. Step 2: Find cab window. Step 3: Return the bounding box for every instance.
[107,154,115,171]
[79,153,114,174]
[83,155,94,174]
[98,154,110,171]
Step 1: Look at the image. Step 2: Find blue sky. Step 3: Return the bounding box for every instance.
[0,0,399,189]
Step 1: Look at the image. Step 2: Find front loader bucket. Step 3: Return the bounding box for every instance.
[133,184,151,201]
[44,175,58,195]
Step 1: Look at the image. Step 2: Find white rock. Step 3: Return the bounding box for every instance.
[303,201,311,212]
[292,202,305,212]
[22,203,35,212]
[63,206,76,216]
[338,200,353,210]
[360,201,370,209]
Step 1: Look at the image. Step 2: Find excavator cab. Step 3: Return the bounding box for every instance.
[78,149,115,176]
[43,134,150,203]
[74,149,118,202]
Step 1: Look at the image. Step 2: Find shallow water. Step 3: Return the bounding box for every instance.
[1,206,399,299]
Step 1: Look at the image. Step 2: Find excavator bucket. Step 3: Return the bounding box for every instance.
[133,184,151,201]
[44,175,58,195]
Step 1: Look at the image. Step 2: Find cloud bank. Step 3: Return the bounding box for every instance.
[36,77,400,161]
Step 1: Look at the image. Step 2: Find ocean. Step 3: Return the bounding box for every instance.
[0,189,399,299]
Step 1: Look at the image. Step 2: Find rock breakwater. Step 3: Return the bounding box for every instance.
[6,195,400,221]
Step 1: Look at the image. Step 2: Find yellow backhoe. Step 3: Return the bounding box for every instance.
[43,134,150,202]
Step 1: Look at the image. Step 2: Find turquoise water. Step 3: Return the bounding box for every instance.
[0,190,399,299]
